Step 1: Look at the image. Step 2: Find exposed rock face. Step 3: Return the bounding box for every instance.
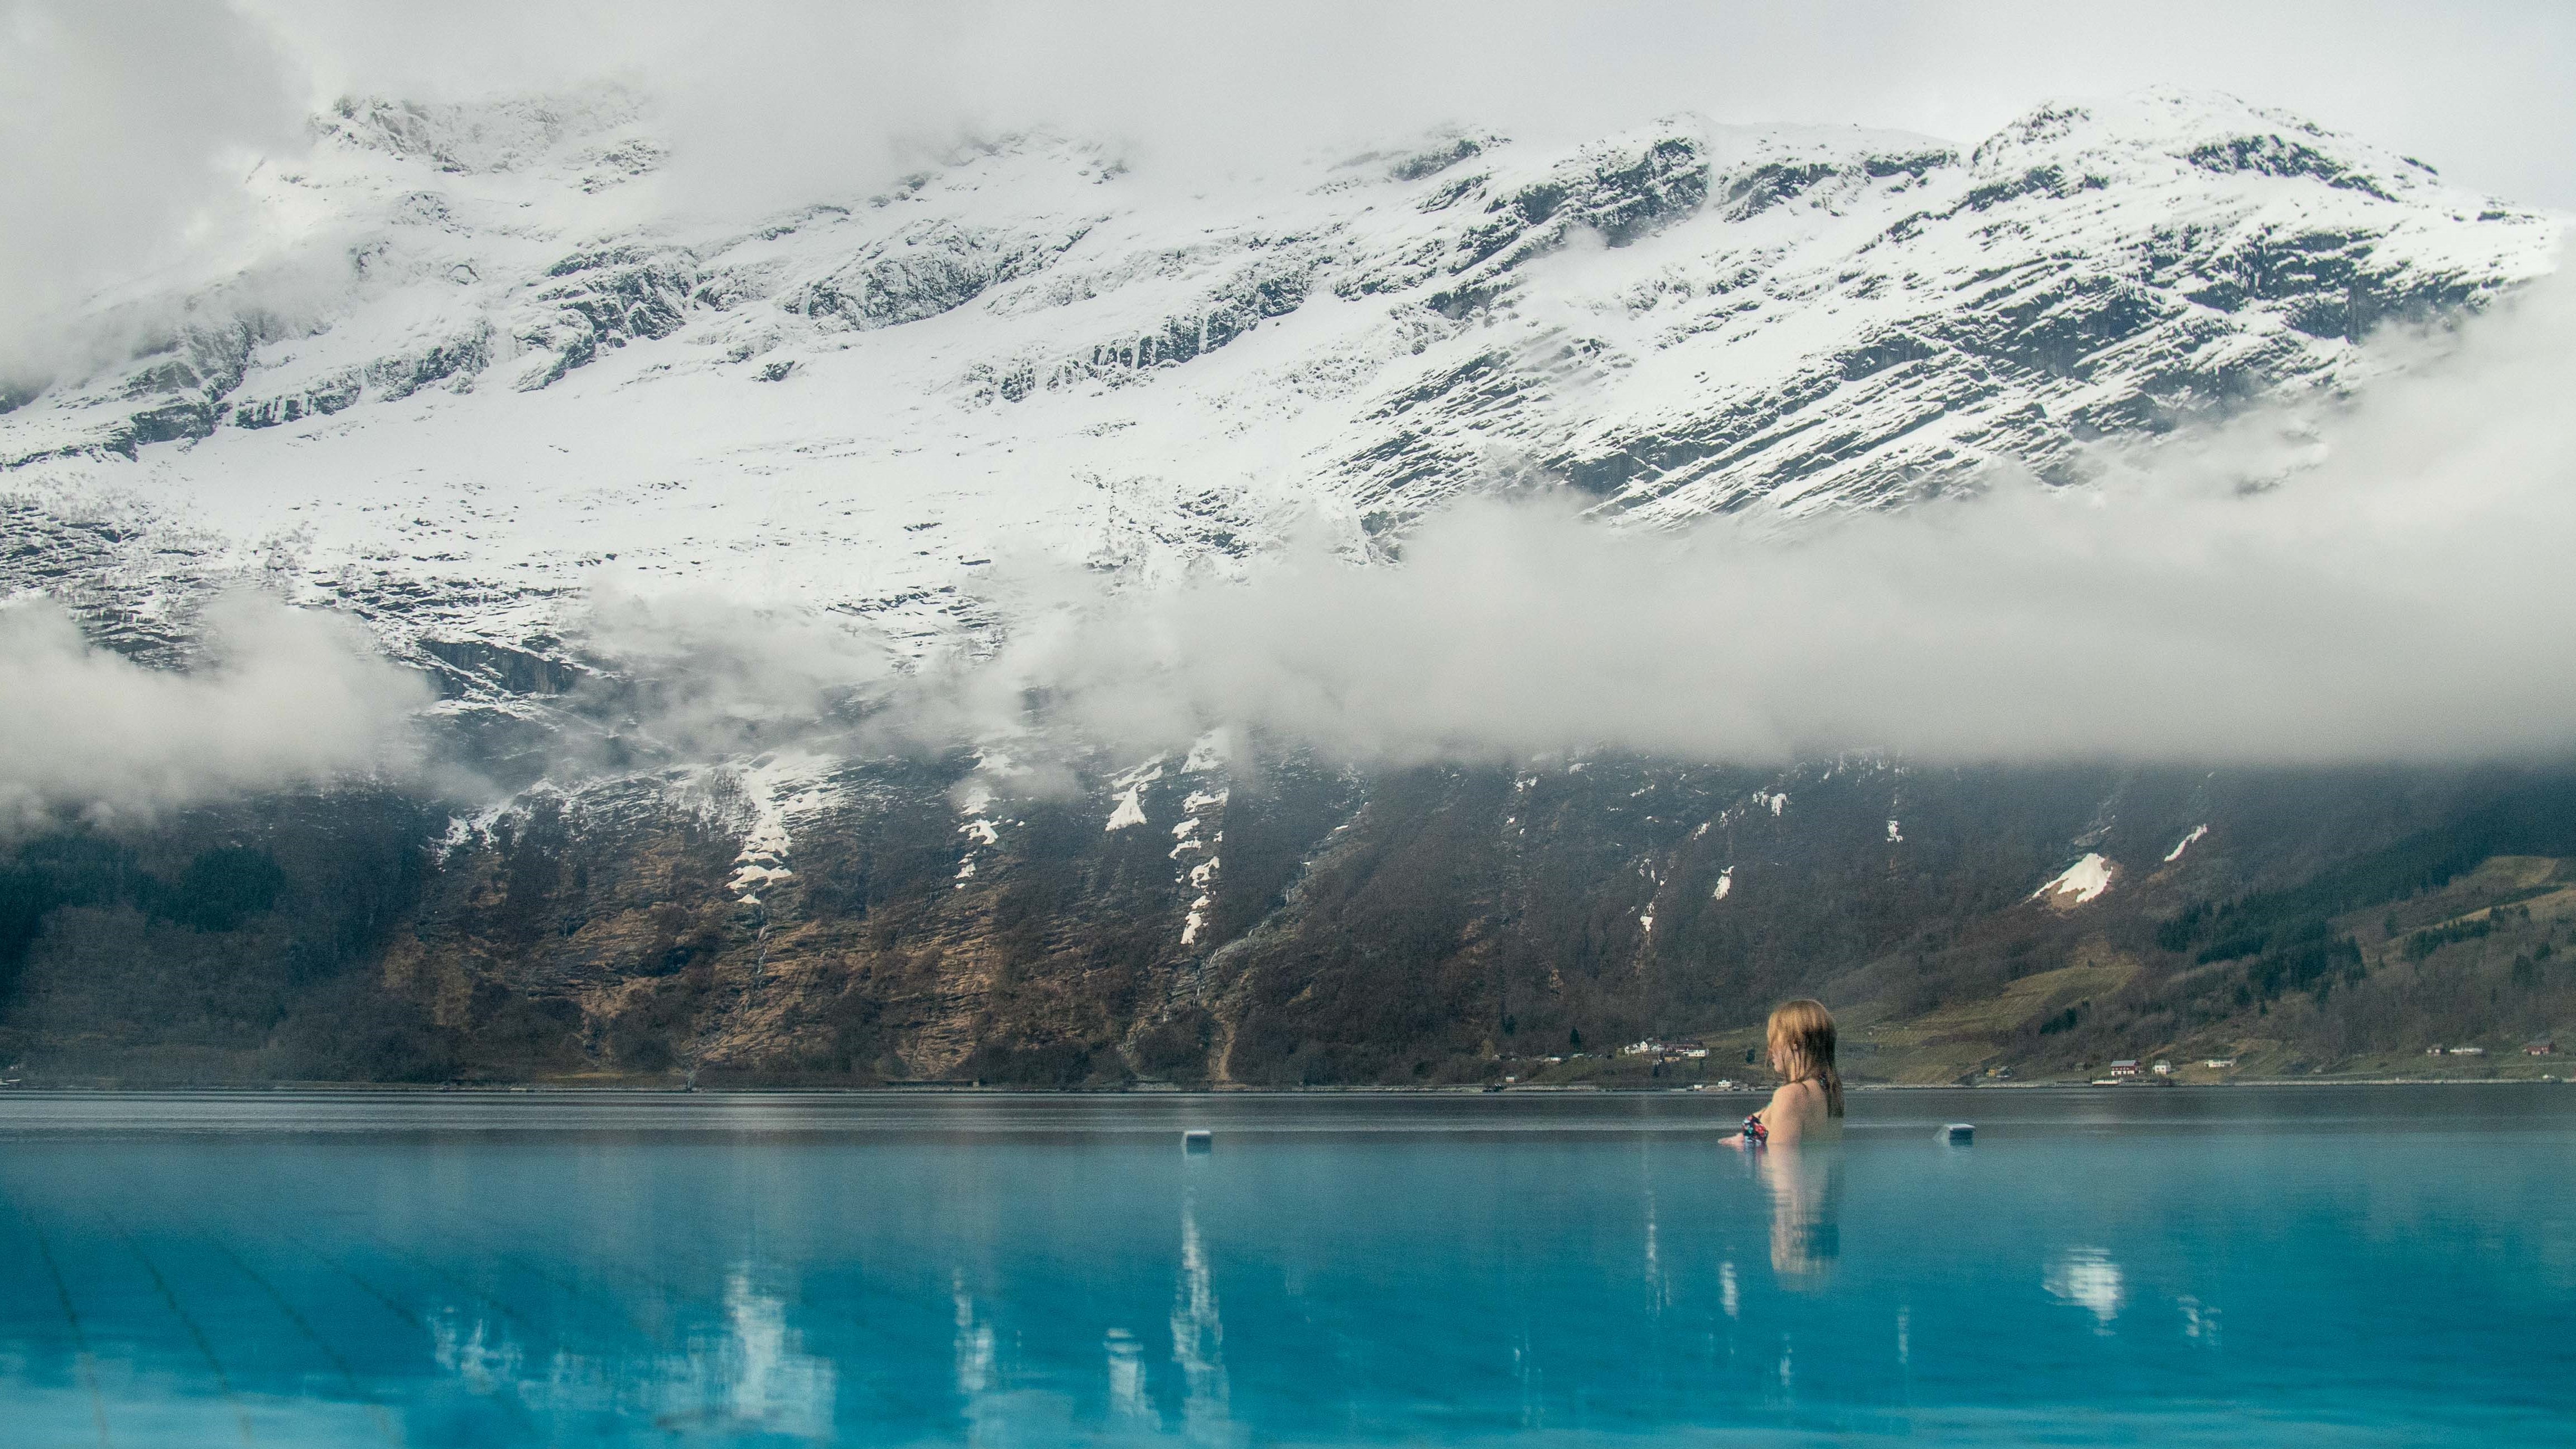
[779,218,1075,335]
[12,747,2572,1087]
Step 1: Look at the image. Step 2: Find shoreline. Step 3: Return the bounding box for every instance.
[0,1076,2563,1096]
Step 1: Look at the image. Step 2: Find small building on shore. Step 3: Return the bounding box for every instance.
[2527,1040,2556,1057]
[2108,1059,2141,1077]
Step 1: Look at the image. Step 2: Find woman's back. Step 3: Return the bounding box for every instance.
[1761,1077,1842,1145]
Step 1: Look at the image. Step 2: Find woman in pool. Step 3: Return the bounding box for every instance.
[1735,998,1844,1146]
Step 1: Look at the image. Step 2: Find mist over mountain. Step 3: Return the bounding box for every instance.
[3,74,2572,1087]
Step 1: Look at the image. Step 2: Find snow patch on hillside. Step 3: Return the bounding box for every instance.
[2032,853,2115,905]
[724,755,836,900]
[1104,786,1148,831]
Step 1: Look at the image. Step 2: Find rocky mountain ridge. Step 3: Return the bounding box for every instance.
[2,86,2555,673]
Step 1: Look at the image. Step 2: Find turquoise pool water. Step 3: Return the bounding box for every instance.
[2,1086,2570,1446]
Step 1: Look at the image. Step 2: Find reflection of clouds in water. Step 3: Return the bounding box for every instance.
[1512,1327,1544,1431]
[2178,1295,2223,1347]
[431,1313,525,1396]
[2045,1248,2126,1331]
[1172,1186,1237,1446]
[696,1273,837,1438]
[1106,1327,1149,1423]
[952,1270,995,1397]
[953,1271,1061,1446]
[1642,1160,1667,1311]
[428,1272,836,1439]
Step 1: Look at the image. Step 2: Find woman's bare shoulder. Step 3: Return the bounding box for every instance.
[1773,1079,1828,1108]
[1773,1080,1837,1126]
[1763,1082,1840,1145]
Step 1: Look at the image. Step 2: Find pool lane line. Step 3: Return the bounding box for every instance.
[349,1211,689,1363]
[324,1227,586,1432]
[428,1190,946,1339]
[360,1203,926,1429]
[433,1191,952,1330]
[391,1201,965,1432]
[113,1175,551,1433]
[341,1225,546,1334]
[199,1237,403,1448]
[198,1161,555,1342]
[271,1226,435,1337]
[112,1175,448,1351]
[1,1193,115,1449]
[99,1208,262,1449]
[405,1201,681,1352]
[269,1225,541,1433]
[425,1195,954,1422]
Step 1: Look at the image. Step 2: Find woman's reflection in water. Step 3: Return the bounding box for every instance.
[1758,1144,1843,1281]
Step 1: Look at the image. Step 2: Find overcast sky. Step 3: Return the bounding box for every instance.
[5,0,2574,346]
[247,1,2576,202]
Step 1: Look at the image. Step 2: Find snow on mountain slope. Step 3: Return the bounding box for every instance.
[0,86,2556,677]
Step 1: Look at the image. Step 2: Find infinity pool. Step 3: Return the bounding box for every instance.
[2,1086,2570,1446]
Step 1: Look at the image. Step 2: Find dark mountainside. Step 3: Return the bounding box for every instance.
[6,756,2573,1087]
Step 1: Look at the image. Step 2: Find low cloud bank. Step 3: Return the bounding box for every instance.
[13,267,2574,827]
[572,589,898,760]
[895,275,2576,768]
[0,596,431,830]
[963,485,2573,767]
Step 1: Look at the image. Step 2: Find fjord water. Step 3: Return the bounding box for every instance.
[2,1088,2570,1447]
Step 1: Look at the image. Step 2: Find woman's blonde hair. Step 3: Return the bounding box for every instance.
[1766,998,1843,1117]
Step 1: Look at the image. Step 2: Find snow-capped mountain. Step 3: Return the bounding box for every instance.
[1,86,2554,675]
